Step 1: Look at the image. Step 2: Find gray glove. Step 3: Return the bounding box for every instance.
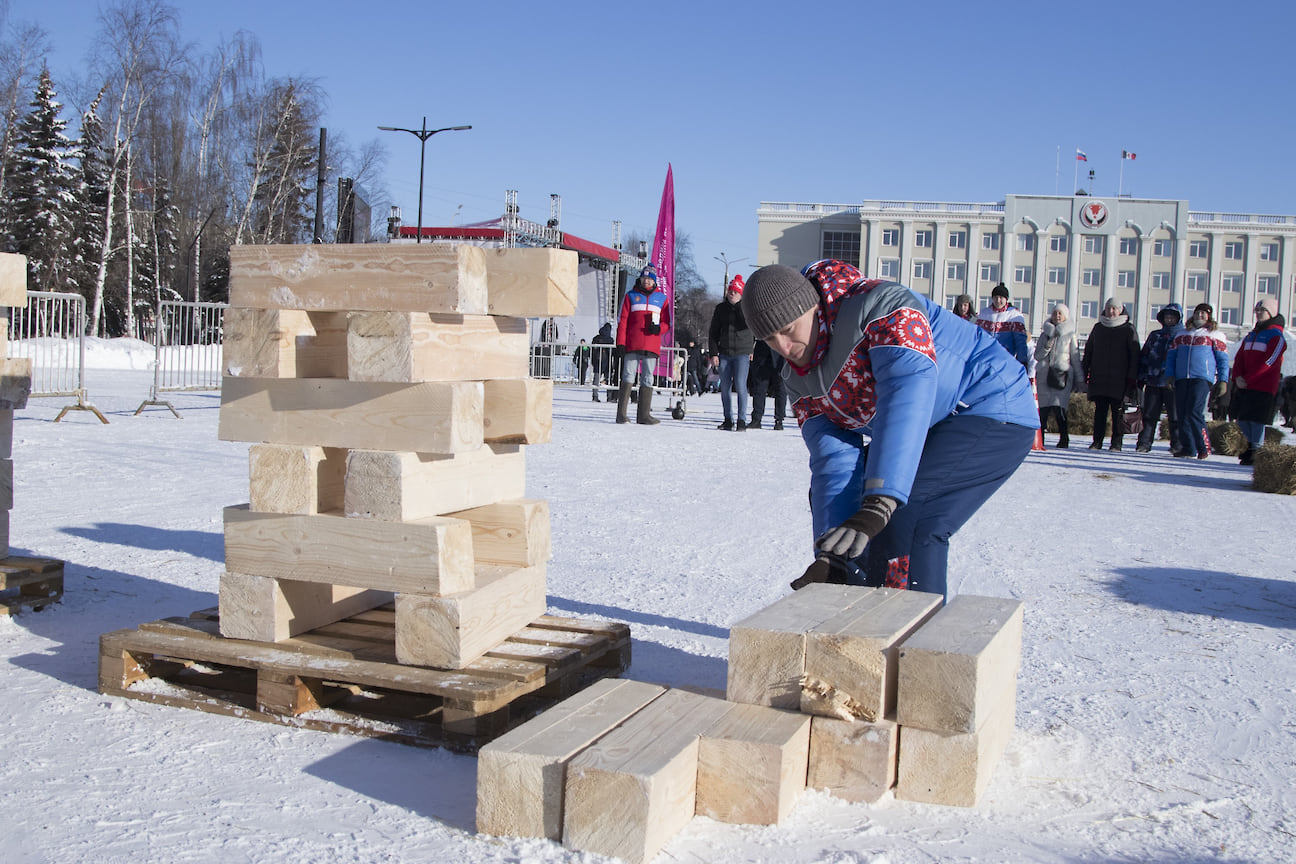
[815,495,898,560]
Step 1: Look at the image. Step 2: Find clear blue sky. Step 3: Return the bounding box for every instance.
[9,0,1296,294]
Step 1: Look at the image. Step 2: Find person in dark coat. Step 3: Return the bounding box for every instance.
[708,274,755,430]
[747,340,787,430]
[1135,303,1184,453]
[952,293,976,322]
[1082,297,1140,451]
[591,321,615,402]
[685,340,703,396]
[1230,297,1288,464]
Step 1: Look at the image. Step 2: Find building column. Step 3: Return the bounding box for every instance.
[1031,230,1048,330]
[899,219,913,285]
[1103,232,1119,307]
[1065,226,1080,314]
[1281,235,1296,317]
[1173,235,1188,310]
[1135,235,1153,331]
[1242,234,1260,328]
[932,221,947,302]
[967,223,983,304]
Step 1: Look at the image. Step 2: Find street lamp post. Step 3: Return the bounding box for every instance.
[714,253,748,288]
[377,117,471,243]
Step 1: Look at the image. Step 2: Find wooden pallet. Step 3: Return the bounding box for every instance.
[98,606,630,752]
[0,556,64,616]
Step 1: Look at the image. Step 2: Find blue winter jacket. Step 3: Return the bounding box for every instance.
[1165,325,1229,383]
[785,261,1038,538]
[1137,304,1185,387]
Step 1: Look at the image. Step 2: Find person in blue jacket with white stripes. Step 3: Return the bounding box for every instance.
[742,261,1039,601]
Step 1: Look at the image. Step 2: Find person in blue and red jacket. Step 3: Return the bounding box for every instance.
[742,261,1039,601]
[615,265,672,425]
[1230,297,1287,464]
[1166,302,1229,459]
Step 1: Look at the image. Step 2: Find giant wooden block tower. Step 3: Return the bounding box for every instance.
[216,244,575,668]
[0,251,63,614]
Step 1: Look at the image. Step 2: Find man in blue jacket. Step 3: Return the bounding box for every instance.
[742,261,1039,600]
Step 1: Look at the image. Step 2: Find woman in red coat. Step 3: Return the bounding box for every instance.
[1230,297,1288,464]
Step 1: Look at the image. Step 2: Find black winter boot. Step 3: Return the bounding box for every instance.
[592,389,601,402]
[615,383,632,424]
[636,385,660,425]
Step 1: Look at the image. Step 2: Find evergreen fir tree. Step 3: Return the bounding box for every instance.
[7,66,77,293]
[69,87,110,302]
[251,80,316,244]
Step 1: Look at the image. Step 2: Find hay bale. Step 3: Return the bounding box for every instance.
[1264,426,1284,446]
[1252,444,1296,494]
[1067,393,1094,435]
[1207,420,1248,456]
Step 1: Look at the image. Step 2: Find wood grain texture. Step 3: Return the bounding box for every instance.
[217,570,392,642]
[483,378,552,444]
[228,244,488,314]
[0,357,32,410]
[0,253,26,307]
[219,376,484,454]
[347,312,528,382]
[895,686,1016,807]
[223,505,476,595]
[222,308,349,378]
[482,247,578,318]
[344,444,525,522]
[806,716,899,804]
[248,444,346,514]
[447,499,550,567]
[696,702,811,825]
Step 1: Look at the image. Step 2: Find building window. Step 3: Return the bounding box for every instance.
[979,262,1000,283]
[1189,239,1208,257]
[1153,239,1172,256]
[1083,268,1101,287]
[1222,274,1242,293]
[1118,270,1136,288]
[1258,274,1279,295]
[913,260,932,280]
[914,230,933,248]
[1119,237,1138,256]
[821,230,860,265]
[949,230,967,249]
[1219,307,1239,325]
[882,228,899,246]
[1017,298,1032,317]
[1014,265,1032,283]
[1152,271,1170,290]
[982,233,1000,251]
[1080,300,1099,318]
[946,261,965,281]
[1016,234,1034,252]
[880,258,900,279]
[1084,235,1103,254]
[1260,242,1280,261]
[1186,271,1208,292]
[1224,241,1244,260]
[1047,266,1067,285]
[1049,235,1068,253]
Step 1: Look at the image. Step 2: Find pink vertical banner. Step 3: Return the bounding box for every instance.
[651,164,675,376]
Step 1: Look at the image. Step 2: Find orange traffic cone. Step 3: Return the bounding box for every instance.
[1031,378,1046,451]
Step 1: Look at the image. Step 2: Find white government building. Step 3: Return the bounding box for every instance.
[756,194,1296,339]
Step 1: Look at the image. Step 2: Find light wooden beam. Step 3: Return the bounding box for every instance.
[218,570,393,642]
[696,702,811,825]
[0,253,26,307]
[344,444,525,522]
[447,499,550,567]
[484,378,552,445]
[347,312,528,383]
[223,308,349,379]
[248,444,346,514]
[482,247,578,318]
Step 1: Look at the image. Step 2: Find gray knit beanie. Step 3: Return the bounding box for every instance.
[743,265,820,339]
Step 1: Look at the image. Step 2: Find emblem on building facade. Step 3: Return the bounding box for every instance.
[1079,200,1110,229]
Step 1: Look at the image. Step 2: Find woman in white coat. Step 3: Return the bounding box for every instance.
[1034,303,1084,448]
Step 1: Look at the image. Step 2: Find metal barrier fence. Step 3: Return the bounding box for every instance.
[7,290,107,423]
[529,340,690,419]
[135,300,227,417]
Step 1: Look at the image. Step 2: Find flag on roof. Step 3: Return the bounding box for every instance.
[1122,150,1137,160]
[1075,149,1087,162]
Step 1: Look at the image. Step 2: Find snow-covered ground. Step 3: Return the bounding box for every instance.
[1,338,1292,864]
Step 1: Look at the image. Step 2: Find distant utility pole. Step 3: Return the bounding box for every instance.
[377,118,471,243]
[313,128,327,243]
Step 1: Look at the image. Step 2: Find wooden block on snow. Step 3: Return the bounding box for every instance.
[476,678,668,840]
[726,583,869,709]
[0,253,26,307]
[0,309,9,358]
[0,409,12,459]
[563,689,735,864]
[696,702,811,825]
[895,687,1016,807]
[394,563,546,668]
[802,587,941,722]
[219,376,484,454]
[0,508,8,557]
[0,458,11,511]
[483,247,578,318]
[228,243,488,314]
[344,444,525,521]
[223,505,476,595]
[218,570,392,642]
[248,444,346,514]
[807,716,899,804]
[897,594,1024,734]
[483,378,552,444]
[223,308,348,378]
[0,357,32,410]
[347,312,528,382]
[448,499,550,567]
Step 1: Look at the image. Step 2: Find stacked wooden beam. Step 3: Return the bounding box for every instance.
[216,244,576,669]
[476,585,1023,862]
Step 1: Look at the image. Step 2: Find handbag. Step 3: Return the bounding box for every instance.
[1046,366,1069,390]
[1118,399,1144,436]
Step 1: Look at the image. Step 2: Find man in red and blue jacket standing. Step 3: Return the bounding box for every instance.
[1230,297,1287,464]
[743,261,1038,600]
[615,265,672,425]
